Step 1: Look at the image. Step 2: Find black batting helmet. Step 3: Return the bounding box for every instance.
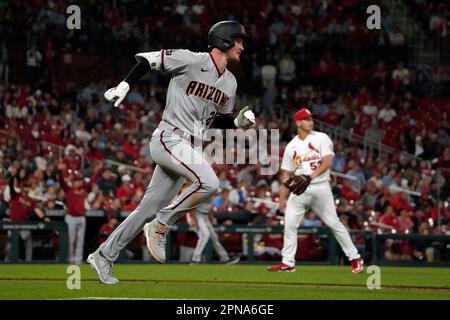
[208,21,250,52]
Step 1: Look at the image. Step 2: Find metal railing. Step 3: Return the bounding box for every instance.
[313,118,419,161]
[0,221,67,263]
[276,107,421,162]
[166,224,450,265]
[1,220,449,265]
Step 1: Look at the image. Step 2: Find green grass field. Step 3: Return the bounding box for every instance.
[0,264,449,300]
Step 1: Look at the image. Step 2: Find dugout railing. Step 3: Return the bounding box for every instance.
[1,213,449,266]
[167,225,450,266]
[0,221,67,263]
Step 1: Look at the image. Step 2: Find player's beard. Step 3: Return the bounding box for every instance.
[227,55,240,63]
[226,50,242,63]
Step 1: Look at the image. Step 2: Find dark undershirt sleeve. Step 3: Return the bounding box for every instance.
[123,60,151,86]
[211,113,237,129]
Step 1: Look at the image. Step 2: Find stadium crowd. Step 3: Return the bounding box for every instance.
[0,0,449,263]
[406,0,450,40]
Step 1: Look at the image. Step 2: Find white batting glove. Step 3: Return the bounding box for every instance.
[104,81,130,107]
[234,106,256,129]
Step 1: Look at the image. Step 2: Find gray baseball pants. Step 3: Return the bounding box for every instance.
[192,200,229,262]
[65,214,86,264]
[100,121,219,262]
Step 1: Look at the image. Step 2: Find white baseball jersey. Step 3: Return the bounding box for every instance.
[136,49,237,137]
[280,131,361,266]
[281,131,335,184]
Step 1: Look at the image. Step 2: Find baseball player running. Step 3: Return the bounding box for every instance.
[191,199,240,264]
[87,21,255,284]
[268,108,363,273]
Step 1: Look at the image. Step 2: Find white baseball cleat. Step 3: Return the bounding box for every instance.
[143,219,169,263]
[87,250,119,285]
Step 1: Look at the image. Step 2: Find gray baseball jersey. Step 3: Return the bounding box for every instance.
[136,49,237,137]
[99,49,237,262]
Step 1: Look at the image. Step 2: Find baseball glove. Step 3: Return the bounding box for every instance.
[283,174,312,195]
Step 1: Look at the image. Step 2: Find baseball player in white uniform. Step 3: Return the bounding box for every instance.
[268,108,364,273]
[191,199,240,264]
[87,21,255,284]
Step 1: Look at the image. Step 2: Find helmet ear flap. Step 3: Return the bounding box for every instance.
[209,35,233,52]
[218,37,234,51]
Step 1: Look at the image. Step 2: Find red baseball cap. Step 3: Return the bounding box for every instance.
[294,108,313,122]
[107,212,117,220]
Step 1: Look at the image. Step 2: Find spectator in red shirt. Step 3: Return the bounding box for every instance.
[122,134,140,160]
[385,191,413,214]
[340,179,361,202]
[102,113,114,133]
[397,209,414,234]
[63,144,82,171]
[311,60,332,85]
[4,169,49,261]
[371,61,387,86]
[131,171,146,194]
[121,189,144,212]
[42,124,63,145]
[115,174,136,204]
[58,160,103,264]
[86,139,104,162]
[391,209,415,261]
[60,127,75,147]
[349,64,365,86]
[356,86,372,107]
[379,205,398,230]
[98,213,118,246]
[379,206,406,261]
